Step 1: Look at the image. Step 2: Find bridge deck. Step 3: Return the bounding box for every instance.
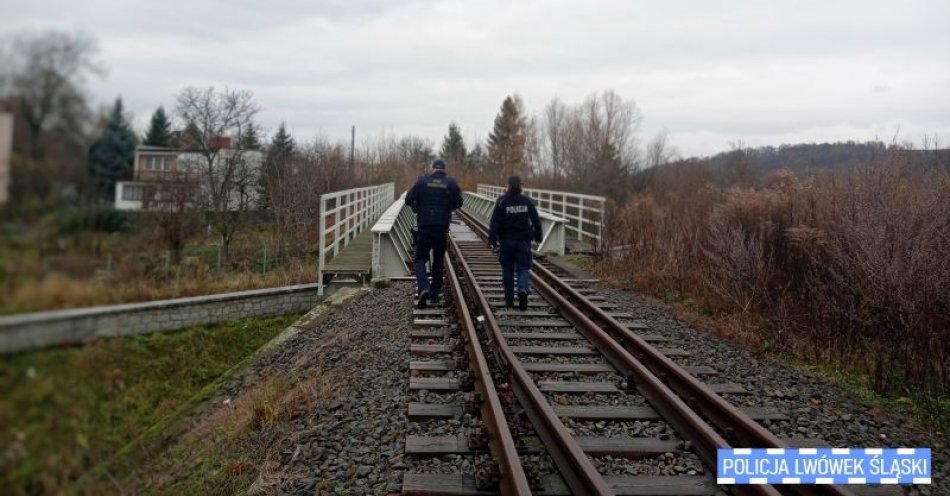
[323,229,374,278]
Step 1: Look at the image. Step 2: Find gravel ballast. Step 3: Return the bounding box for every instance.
[595,285,946,496]
[166,270,943,495]
[249,282,415,494]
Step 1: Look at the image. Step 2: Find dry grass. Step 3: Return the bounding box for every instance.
[113,324,360,495]
[598,149,949,416]
[0,259,316,315]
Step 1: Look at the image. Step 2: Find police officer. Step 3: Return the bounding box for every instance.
[488,176,543,310]
[405,158,463,309]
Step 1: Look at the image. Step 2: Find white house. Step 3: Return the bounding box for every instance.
[115,140,263,211]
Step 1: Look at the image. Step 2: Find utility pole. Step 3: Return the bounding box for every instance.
[0,105,11,206]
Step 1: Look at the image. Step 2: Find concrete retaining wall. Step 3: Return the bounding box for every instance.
[0,283,325,354]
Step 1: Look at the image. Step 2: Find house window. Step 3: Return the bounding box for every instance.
[143,155,172,170]
[122,184,144,201]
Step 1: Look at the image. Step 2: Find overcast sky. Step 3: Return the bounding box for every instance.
[4,0,949,157]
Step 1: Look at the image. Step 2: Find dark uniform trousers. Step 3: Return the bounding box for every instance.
[489,193,542,305]
[405,169,462,300]
[498,238,532,303]
[414,224,449,299]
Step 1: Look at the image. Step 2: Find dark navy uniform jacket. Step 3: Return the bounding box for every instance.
[405,171,463,227]
[489,194,543,245]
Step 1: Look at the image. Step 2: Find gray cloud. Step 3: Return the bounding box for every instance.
[4,0,949,156]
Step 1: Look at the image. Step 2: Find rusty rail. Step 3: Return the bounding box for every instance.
[458,207,858,496]
[448,235,615,495]
[443,252,533,495]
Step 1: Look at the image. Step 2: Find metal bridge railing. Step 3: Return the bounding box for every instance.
[371,192,416,278]
[463,191,566,256]
[318,182,395,294]
[477,184,606,249]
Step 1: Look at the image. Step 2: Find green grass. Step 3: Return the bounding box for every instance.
[563,254,594,269]
[0,313,300,496]
[786,361,948,435]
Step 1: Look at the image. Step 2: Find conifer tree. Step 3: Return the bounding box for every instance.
[142,106,174,147]
[268,122,295,158]
[466,143,487,174]
[239,123,263,150]
[88,97,138,202]
[439,122,467,167]
[180,121,202,151]
[487,95,529,181]
[259,122,295,209]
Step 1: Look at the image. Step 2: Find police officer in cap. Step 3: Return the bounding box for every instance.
[405,158,463,309]
[488,176,543,310]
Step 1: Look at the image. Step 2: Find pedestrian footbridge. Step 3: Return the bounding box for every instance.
[317,182,606,294]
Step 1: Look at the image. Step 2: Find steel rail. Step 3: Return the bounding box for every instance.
[456,208,782,496]
[443,252,534,495]
[528,264,860,496]
[448,235,615,496]
[458,207,858,496]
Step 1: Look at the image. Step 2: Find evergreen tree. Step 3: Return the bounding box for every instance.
[268,122,296,159]
[239,123,263,150]
[179,121,202,151]
[259,122,295,209]
[487,95,529,181]
[143,106,174,147]
[439,122,467,167]
[88,97,138,202]
[466,143,487,174]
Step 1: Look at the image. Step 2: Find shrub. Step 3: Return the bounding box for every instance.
[598,148,949,398]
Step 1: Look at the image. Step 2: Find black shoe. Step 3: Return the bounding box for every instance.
[518,291,528,311]
[430,295,442,306]
[505,298,514,309]
[416,290,429,309]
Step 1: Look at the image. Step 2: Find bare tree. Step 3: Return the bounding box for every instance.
[719,141,758,188]
[645,129,678,168]
[1,30,101,159]
[266,149,311,257]
[398,136,434,170]
[541,96,569,181]
[306,136,349,193]
[538,90,643,201]
[143,171,201,264]
[175,86,261,265]
[261,128,358,258]
[0,30,102,212]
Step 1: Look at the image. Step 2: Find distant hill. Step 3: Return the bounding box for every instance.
[699,141,948,173]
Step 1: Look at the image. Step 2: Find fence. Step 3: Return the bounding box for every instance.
[371,192,416,278]
[463,191,566,256]
[477,184,606,249]
[317,182,395,294]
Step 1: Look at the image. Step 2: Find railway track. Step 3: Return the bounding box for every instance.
[401,210,866,495]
